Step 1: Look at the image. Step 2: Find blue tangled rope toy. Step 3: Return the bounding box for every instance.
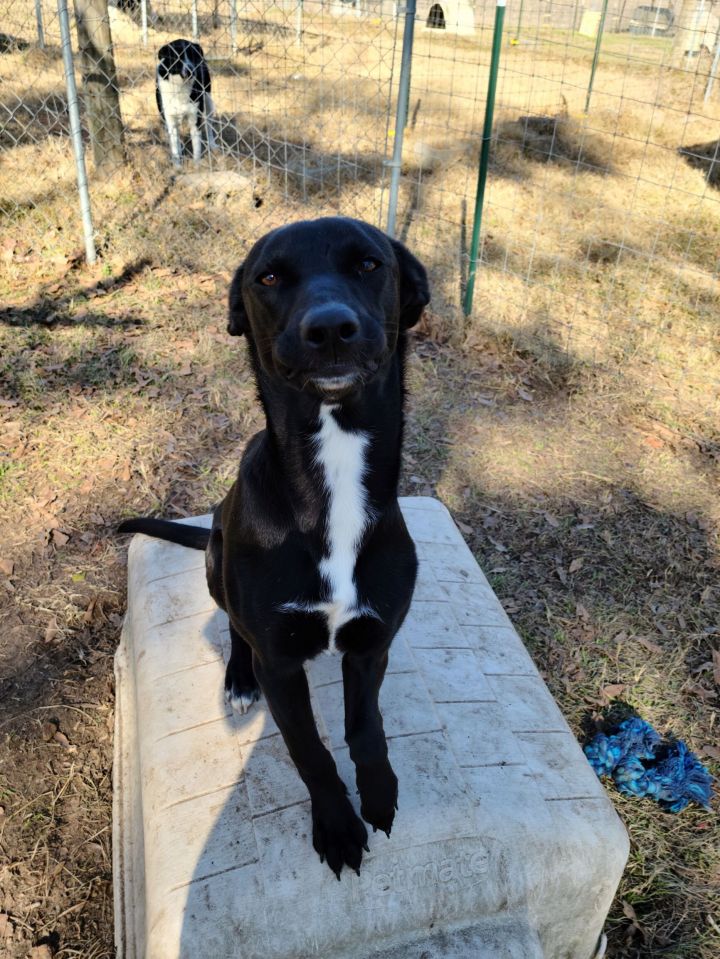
[584,716,713,813]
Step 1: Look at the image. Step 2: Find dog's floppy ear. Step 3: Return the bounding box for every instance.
[389,238,430,330]
[227,264,248,336]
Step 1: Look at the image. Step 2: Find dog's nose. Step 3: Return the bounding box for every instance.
[300,304,360,350]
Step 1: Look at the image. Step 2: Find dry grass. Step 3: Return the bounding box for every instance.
[1,3,719,957]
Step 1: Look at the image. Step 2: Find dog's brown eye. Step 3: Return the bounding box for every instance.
[360,258,379,273]
[259,273,278,287]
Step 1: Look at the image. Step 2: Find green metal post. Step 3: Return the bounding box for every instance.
[463,0,505,317]
[584,0,609,114]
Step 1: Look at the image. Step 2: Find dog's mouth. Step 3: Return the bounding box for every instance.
[281,361,379,399]
[309,371,362,399]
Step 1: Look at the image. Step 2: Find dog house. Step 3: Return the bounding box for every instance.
[418,0,476,33]
[114,499,628,959]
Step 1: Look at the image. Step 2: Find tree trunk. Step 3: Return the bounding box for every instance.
[74,0,125,173]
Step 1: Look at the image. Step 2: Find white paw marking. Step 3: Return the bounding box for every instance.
[225,686,259,715]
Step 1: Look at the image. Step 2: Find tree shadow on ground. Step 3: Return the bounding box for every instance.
[0,257,153,329]
[214,112,388,197]
[0,33,31,53]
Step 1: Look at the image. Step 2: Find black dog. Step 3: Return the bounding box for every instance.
[119,217,430,878]
[156,39,216,166]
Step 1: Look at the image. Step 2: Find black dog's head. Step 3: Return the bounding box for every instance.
[227,217,429,401]
[157,39,205,80]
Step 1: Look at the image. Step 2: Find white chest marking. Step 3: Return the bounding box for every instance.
[158,74,199,122]
[278,404,379,652]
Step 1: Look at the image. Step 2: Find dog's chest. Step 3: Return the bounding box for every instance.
[157,74,199,121]
[281,405,372,652]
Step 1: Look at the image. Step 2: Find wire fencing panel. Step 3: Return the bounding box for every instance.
[396,0,719,433]
[1,0,718,431]
[1,0,400,275]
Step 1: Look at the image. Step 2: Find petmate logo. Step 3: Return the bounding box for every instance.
[350,843,489,901]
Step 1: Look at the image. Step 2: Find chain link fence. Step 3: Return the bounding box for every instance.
[2,0,719,425]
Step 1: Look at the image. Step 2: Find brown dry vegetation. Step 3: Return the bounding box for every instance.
[1,2,719,957]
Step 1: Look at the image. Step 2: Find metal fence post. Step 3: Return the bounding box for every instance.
[463,0,505,317]
[295,0,303,45]
[704,28,720,102]
[57,0,97,264]
[192,0,199,40]
[584,0,609,113]
[141,0,148,45]
[386,0,417,238]
[230,0,238,53]
[35,0,46,48]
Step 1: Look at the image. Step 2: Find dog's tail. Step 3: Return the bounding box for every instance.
[118,517,210,550]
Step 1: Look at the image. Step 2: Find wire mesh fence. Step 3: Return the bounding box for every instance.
[1,0,719,427]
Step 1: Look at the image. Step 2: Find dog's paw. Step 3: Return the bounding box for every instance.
[224,685,260,715]
[224,662,261,715]
[311,790,368,880]
[356,759,398,838]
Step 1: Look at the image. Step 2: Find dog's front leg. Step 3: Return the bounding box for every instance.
[342,650,398,838]
[167,118,182,167]
[204,96,218,152]
[252,654,368,879]
[190,117,203,164]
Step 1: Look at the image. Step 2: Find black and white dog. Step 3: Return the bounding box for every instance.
[156,39,216,166]
[119,217,430,879]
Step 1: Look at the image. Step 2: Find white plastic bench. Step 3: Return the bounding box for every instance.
[114,497,628,959]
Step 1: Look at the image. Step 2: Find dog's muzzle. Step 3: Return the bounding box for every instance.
[274,302,385,398]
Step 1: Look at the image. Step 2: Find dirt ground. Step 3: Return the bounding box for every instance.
[1,3,720,957]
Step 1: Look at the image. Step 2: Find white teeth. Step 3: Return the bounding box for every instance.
[313,375,356,390]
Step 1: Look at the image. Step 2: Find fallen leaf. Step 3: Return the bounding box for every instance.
[0,558,14,577]
[603,683,626,699]
[517,387,533,402]
[622,901,638,922]
[0,913,12,938]
[97,454,116,473]
[700,744,720,761]
[576,602,590,620]
[544,512,560,528]
[569,557,584,574]
[637,636,663,654]
[51,529,70,547]
[488,537,507,553]
[30,945,53,959]
[712,649,720,687]
[41,720,58,742]
[643,435,664,449]
[456,520,473,535]
[556,566,568,585]
[687,682,714,703]
[177,364,193,376]
[44,620,60,644]
[53,731,71,748]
